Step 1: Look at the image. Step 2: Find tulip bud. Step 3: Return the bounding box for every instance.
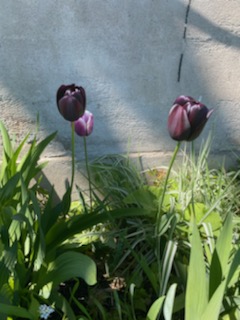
[56,84,86,121]
[74,110,94,137]
[168,95,213,141]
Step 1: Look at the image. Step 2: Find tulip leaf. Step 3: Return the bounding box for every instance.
[0,303,34,319]
[163,283,177,320]
[200,280,227,320]
[0,173,21,207]
[39,251,97,289]
[184,202,222,233]
[18,131,57,185]
[146,296,165,320]
[45,207,148,254]
[226,249,240,287]
[209,213,232,299]
[0,120,13,159]
[185,221,207,320]
[123,186,157,214]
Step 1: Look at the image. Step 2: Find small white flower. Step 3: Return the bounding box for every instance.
[39,304,55,319]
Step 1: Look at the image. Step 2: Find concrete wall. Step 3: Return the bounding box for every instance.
[0,0,240,196]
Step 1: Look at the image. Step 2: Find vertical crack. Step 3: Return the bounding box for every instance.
[177,53,184,82]
[183,0,192,39]
[177,0,192,82]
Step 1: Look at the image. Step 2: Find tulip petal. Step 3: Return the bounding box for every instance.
[56,84,86,121]
[187,103,212,141]
[58,95,83,122]
[56,84,75,104]
[73,86,86,109]
[168,104,191,141]
[187,103,208,126]
[168,95,213,142]
[74,118,87,136]
[74,110,94,136]
[173,95,195,106]
[86,113,94,136]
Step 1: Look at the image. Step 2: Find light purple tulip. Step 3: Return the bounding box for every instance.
[74,110,94,137]
[168,95,213,141]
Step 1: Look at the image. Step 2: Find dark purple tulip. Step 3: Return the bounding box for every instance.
[74,110,94,137]
[168,95,213,141]
[56,84,86,121]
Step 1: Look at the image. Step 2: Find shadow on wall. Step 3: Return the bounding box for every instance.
[0,0,240,162]
[176,0,240,155]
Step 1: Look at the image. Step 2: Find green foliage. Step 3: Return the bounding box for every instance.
[0,121,148,319]
[1,121,240,320]
[0,122,72,318]
[185,213,240,320]
[87,138,240,320]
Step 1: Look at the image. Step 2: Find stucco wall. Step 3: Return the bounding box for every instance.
[0,0,240,196]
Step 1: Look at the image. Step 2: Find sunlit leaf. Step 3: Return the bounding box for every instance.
[39,251,97,288]
[163,283,177,320]
[209,213,232,298]
[146,296,165,320]
[45,207,148,254]
[185,221,207,320]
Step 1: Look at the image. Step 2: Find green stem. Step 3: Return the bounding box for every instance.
[155,141,181,296]
[191,141,196,217]
[156,141,181,235]
[191,140,195,167]
[70,122,75,194]
[83,136,92,209]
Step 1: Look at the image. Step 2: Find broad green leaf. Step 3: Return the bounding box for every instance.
[226,249,240,287]
[45,207,147,254]
[0,283,13,304]
[39,251,97,288]
[0,173,20,207]
[123,186,157,213]
[18,132,57,185]
[146,296,165,320]
[160,240,177,295]
[220,307,240,320]
[0,121,13,159]
[200,280,226,320]
[20,177,28,205]
[185,222,207,320]
[0,303,34,319]
[11,134,29,172]
[209,213,232,298]
[184,203,222,233]
[163,283,177,320]
[172,292,185,313]
[41,186,71,234]
[3,241,18,272]
[8,203,32,244]
[0,122,29,185]
[29,192,46,271]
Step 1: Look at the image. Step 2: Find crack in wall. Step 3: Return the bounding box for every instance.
[177,0,192,82]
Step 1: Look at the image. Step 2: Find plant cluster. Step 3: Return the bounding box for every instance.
[0,89,239,320]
